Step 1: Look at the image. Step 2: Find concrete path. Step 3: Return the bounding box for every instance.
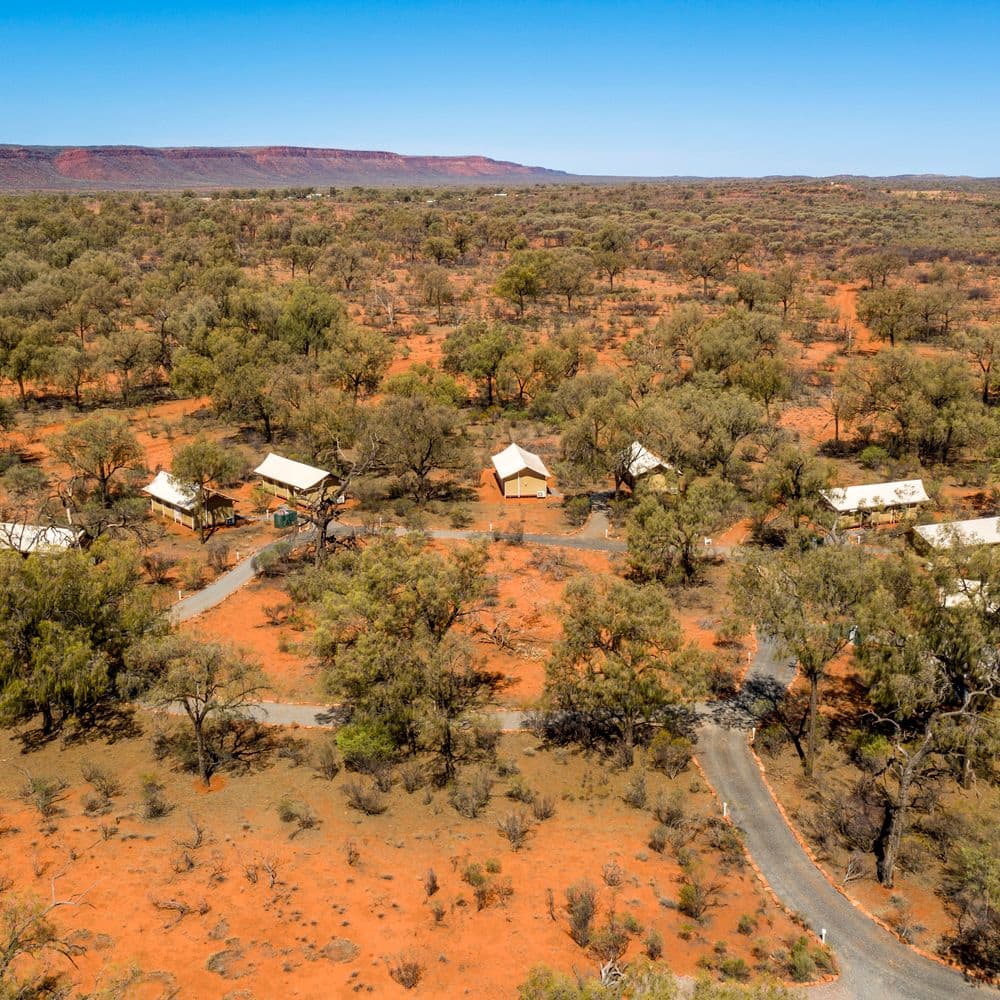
[168,640,998,998]
[171,520,624,623]
[696,640,995,1000]
[165,522,996,997]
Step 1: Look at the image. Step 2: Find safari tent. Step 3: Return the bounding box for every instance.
[0,522,86,555]
[913,516,1000,552]
[619,441,674,493]
[491,443,550,499]
[143,471,235,531]
[820,479,929,528]
[253,452,332,504]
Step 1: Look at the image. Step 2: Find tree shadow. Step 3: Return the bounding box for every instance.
[13,704,143,754]
[156,717,301,780]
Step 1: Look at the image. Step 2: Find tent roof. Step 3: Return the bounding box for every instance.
[254,452,331,491]
[820,479,929,513]
[623,441,672,479]
[0,522,83,554]
[941,578,997,613]
[491,443,550,481]
[143,471,199,512]
[914,516,1000,550]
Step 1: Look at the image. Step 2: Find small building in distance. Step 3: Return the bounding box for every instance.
[820,478,929,529]
[143,471,235,531]
[619,441,674,493]
[492,443,550,499]
[0,521,86,555]
[254,453,332,505]
[913,516,1000,552]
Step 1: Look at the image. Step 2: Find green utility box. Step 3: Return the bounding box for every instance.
[273,508,298,529]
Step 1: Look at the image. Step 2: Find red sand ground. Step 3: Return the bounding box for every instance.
[181,580,318,702]
[0,730,810,997]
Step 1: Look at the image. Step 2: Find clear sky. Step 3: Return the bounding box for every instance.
[1,0,997,176]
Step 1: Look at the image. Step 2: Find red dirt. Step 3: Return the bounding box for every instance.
[0,729,809,997]
[181,580,318,702]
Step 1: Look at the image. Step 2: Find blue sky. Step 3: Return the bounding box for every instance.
[1,0,997,176]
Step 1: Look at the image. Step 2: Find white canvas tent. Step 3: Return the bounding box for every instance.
[914,516,1000,551]
[254,453,332,502]
[144,470,198,512]
[143,471,235,530]
[491,443,550,498]
[821,479,929,527]
[620,441,674,491]
[820,479,929,514]
[0,522,84,555]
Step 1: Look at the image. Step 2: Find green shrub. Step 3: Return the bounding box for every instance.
[648,732,692,777]
[719,957,751,981]
[858,445,890,470]
[563,495,592,527]
[336,721,396,772]
[645,927,663,960]
[787,936,817,982]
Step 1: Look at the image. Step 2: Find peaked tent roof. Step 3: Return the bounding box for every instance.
[491,443,550,481]
[820,479,929,513]
[254,452,331,491]
[143,470,200,512]
[914,516,1000,550]
[0,522,83,554]
[623,441,672,479]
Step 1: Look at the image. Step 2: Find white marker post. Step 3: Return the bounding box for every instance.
[722,802,728,819]
[821,928,827,944]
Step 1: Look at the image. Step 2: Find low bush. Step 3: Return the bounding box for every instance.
[622,771,647,809]
[276,796,319,836]
[648,824,669,853]
[648,732,692,778]
[139,776,171,820]
[497,812,533,851]
[506,777,535,803]
[645,927,663,960]
[449,769,493,818]
[388,955,422,989]
[19,774,67,818]
[80,761,122,799]
[336,721,396,773]
[566,880,598,947]
[314,740,341,780]
[651,790,686,828]
[400,762,425,793]
[719,957,751,982]
[589,914,629,962]
[343,778,388,816]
